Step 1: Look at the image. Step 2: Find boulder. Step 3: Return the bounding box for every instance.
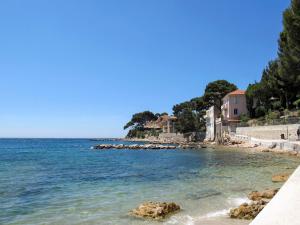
[229,200,268,220]
[272,173,290,182]
[129,202,180,220]
[248,189,279,201]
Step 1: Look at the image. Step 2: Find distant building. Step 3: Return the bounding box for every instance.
[221,89,248,125]
[144,115,177,134]
[205,89,248,143]
[204,106,220,141]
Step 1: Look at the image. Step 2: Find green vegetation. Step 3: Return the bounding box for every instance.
[124,111,158,138]
[124,80,237,137]
[172,80,237,133]
[203,80,237,112]
[172,97,206,133]
[246,0,300,117]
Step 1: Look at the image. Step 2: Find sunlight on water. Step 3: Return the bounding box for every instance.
[0,139,299,225]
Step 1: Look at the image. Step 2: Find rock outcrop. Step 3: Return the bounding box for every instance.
[248,188,279,201]
[272,173,290,182]
[229,200,268,220]
[129,202,180,220]
[230,188,279,220]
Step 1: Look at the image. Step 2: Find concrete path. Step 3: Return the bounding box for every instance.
[250,166,300,225]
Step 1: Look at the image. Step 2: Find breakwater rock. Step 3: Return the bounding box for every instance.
[129,202,180,220]
[93,144,177,150]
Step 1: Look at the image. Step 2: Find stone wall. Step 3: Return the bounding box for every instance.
[236,124,300,141]
[158,133,186,143]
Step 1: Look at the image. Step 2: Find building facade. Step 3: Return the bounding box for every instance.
[144,115,177,134]
[221,89,248,124]
[205,89,248,143]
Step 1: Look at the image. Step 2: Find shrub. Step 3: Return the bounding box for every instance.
[255,106,267,118]
[266,111,281,120]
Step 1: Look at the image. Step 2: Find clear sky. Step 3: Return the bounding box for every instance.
[0,0,290,138]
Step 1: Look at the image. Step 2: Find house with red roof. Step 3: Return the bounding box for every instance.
[221,89,248,124]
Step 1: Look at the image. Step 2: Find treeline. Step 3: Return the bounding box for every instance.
[124,80,237,137]
[246,0,300,118]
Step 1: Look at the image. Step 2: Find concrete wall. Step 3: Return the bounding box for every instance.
[236,124,300,141]
[250,166,300,225]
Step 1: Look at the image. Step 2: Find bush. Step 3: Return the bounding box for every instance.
[293,99,300,109]
[266,111,281,120]
[255,106,267,118]
[271,100,282,110]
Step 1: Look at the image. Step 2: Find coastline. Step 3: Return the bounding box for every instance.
[125,136,300,158]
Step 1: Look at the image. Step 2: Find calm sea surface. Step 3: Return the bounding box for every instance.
[0,139,299,225]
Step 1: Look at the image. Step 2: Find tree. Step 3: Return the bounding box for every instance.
[124,111,157,130]
[277,0,300,108]
[246,82,262,118]
[203,80,237,111]
[172,97,208,133]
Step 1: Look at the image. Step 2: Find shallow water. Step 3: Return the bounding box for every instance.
[0,139,299,225]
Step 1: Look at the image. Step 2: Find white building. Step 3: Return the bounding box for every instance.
[204,106,220,141]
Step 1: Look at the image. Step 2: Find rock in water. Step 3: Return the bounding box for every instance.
[229,200,268,220]
[272,173,290,182]
[129,202,180,220]
[248,188,279,201]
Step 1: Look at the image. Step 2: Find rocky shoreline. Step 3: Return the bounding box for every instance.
[125,137,300,157]
[229,188,279,220]
[206,141,300,158]
[129,202,181,220]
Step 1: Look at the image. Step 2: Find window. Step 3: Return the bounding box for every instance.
[234,108,238,115]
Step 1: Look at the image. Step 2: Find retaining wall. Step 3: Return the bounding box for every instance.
[236,124,300,141]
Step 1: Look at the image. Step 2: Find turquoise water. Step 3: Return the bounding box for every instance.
[0,139,299,225]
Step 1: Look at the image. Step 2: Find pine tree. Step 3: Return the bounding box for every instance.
[278,0,300,108]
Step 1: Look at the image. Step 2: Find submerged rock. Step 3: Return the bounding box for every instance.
[186,189,222,200]
[129,202,180,220]
[248,188,279,201]
[272,173,290,182]
[229,200,268,220]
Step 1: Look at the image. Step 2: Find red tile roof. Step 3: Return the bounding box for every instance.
[228,89,245,95]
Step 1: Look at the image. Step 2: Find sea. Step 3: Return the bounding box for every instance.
[0,138,299,225]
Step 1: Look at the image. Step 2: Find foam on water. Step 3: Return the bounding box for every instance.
[227,197,252,206]
[0,138,299,225]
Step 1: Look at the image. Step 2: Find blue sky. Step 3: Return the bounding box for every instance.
[0,0,290,138]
